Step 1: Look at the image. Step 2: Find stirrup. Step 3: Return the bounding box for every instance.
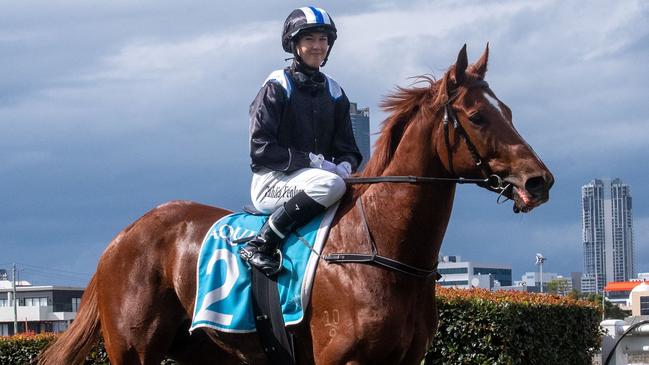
[240,247,284,277]
[263,249,283,276]
[254,249,283,277]
[256,249,284,277]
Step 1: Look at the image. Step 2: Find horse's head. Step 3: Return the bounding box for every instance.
[434,44,554,213]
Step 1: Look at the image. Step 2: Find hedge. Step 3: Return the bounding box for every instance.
[1,289,602,365]
[0,334,179,365]
[0,333,112,365]
[424,288,603,365]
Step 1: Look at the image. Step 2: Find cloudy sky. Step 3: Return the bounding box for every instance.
[1,0,648,286]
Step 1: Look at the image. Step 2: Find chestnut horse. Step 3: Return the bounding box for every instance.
[39,45,553,365]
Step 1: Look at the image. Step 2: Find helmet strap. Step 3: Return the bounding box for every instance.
[320,43,333,67]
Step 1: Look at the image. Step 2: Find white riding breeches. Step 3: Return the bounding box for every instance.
[251,168,347,214]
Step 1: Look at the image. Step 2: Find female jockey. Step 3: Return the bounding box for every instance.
[239,7,362,276]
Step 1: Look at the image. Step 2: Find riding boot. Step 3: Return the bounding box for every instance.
[239,192,325,276]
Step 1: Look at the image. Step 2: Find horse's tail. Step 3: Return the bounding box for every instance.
[38,275,101,365]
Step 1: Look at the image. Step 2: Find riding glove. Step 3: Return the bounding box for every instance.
[335,161,352,178]
[309,153,337,173]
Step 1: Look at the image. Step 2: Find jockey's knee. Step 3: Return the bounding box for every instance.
[307,172,346,207]
[326,174,347,201]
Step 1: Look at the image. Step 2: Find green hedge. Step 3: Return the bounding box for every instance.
[0,334,111,365]
[425,288,603,365]
[0,335,179,365]
[1,289,602,365]
[0,334,55,365]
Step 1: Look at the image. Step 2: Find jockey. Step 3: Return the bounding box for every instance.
[239,6,362,276]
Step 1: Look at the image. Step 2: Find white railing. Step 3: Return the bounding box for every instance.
[601,318,649,365]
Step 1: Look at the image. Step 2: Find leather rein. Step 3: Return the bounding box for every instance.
[325,80,508,279]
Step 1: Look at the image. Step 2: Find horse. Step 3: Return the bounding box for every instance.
[39,44,553,365]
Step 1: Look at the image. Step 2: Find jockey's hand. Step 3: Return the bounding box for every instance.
[309,153,337,173]
[335,161,352,178]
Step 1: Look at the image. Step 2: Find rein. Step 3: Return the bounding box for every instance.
[326,80,509,279]
[324,198,441,279]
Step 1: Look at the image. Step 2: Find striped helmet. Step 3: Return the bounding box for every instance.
[282,7,337,53]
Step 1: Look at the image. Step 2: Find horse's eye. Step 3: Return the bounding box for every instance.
[469,113,484,125]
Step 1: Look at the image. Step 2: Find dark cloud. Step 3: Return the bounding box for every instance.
[1,0,647,285]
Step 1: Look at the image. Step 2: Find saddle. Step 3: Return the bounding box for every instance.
[190,204,339,364]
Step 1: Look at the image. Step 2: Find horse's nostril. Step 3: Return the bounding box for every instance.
[525,176,547,197]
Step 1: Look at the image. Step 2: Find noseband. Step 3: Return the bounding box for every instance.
[326,80,509,279]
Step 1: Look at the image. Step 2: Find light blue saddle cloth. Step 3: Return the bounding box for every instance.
[189,205,338,333]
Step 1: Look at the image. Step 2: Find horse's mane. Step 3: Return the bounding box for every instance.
[342,66,483,209]
[360,75,442,178]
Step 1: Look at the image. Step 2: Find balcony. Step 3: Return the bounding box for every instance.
[0,306,76,322]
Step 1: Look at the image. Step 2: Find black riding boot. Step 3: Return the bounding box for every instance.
[239,192,325,276]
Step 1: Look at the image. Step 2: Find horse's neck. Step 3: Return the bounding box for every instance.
[363,117,455,269]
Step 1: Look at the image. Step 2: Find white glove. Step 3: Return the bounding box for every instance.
[309,153,337,173]
[335,161,352,178]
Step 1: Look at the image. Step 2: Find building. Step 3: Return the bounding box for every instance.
[437,255,512,289]
[630,282,649,316]
[549,276,575,295]
[581,273,597,294]
[511,271,560,293]
[581,178,634,293]
[518,271,559,287]
[570,271,583,293]
[0,277,84,336]
[603,280,641,307]
[349,102,371,171]
[603,275,649,309]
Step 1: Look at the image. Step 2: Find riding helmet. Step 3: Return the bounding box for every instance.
[282,7,337,57]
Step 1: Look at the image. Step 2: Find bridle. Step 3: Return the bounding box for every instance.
[343,80,505,191]
[325,80,511,279]
[442,80,497,186]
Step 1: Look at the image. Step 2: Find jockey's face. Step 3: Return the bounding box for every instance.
[296,32,329,68]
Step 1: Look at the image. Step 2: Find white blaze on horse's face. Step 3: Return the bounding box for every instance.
[483,91,506,121]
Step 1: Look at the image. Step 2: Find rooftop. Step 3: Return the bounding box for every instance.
[604,280,649,292]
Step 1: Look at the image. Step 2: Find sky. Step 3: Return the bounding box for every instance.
[1,0,648,287]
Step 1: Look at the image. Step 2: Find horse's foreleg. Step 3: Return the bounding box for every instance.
[97,242,188,365]
[98,278,186,364]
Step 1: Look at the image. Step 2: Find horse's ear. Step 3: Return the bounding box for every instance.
[470,42,489,79]
[453,44,468,85]
[435,44,469,104]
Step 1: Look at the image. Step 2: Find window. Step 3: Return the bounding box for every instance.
[439,280,469,286]
[0,299,8,307]
[24,297,48,307]
[439,267,468,275]
[52,321,69,333]
[640,296,649,316]
[72,298,81,312]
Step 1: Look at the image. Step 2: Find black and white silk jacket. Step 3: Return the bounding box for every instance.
[249,65,362,173]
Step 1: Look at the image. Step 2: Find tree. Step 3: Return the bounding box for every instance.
[584,293,631,319]
[546,278,570,295]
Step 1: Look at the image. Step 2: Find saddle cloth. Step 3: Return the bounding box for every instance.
[189,204,338,333]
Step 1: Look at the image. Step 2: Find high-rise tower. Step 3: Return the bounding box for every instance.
[349,102,370,170]
[581,179,634,293]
